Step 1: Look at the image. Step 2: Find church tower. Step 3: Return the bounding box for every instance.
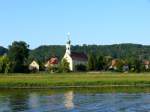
[63,32,88,71]
[66,32,71,55]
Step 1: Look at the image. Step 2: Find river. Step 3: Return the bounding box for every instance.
[0,87,150,112]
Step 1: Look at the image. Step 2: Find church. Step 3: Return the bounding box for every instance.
[62,37,88,71]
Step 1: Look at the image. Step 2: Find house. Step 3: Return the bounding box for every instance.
[62,38,88,71]
[29,60,39,72]
[45,57,59,69]
[143,60,150,70]
[109,59,129,72]
[109,59,118,70]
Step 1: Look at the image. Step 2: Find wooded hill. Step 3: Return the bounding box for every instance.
[1,43,150,63]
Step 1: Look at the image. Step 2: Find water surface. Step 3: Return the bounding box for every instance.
[0,87,150,112]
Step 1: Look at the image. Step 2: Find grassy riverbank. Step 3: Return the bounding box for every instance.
[0,72,150,88]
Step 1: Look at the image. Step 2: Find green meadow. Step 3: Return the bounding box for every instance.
[0,72,150,88]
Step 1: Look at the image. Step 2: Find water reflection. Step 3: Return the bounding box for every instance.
[64,91,74,110]
[8,92,29,112]
[0,95,10,112]
[28,93,40,109]
[0,88,150,112]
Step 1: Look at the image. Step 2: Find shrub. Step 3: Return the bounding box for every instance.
[75,64,87,71]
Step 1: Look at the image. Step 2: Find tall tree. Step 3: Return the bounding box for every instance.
[60,59,70,72]
[88,53,96,70]
[0,55,10,73]
[96,55,105,70]
[8,41,29,73]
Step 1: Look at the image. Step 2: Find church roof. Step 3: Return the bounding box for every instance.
[49,57,59,64]
[71,52,88,61]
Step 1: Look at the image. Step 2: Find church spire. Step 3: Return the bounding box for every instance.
[67,32,71,44]
[66,32,71,55]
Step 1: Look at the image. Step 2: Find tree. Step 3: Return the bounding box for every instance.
[96,55,105,71]
[0,56,4,73]
[0,55,10,73]
[8,41,29,73]
[88,53,96,70]
[134,59,143,73]
[47,64,59,73]
[128,58,143,73]
[60,59,70,72]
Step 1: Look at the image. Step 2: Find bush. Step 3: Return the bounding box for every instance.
[0,56,10,73]
[47,65,59,73]
[75,64,87,71]
[60,59,70,72]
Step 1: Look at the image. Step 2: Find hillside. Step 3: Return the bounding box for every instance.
[29,43,150,62]
[1,44,150,62]
[29,45,65,62]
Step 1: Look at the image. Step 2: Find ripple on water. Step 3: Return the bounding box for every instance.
[0,90,150,112]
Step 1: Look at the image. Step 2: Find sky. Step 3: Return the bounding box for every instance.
[0,0,150,49]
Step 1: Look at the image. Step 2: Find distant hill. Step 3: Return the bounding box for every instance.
[29,43,150,62]
[0,46,8,55]
[29,45,65,62]
[1,44,150,62]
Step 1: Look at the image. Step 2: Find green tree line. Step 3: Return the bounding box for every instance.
[0,42,150,73]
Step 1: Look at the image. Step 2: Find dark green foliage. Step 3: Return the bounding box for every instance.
[2,43,150,73]
[60,59,70,72]
[2,44,150,63]
[0,56,10,73]
[75,64,87,71]
[29,43,150,66]
[129,59,143,73]
[96,55,105,70]
[46,64,59,73]
[88,54,106,71]
[29,45,65,62]
[38,62,45,71]
[126,58,144,73]
[8,41,29,73]
[0,46,7,55]
[88,53,96,70]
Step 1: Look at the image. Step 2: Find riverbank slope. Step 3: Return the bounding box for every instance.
[0,73,150,88]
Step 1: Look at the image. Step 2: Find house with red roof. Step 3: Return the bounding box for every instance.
[45,57,59,69]
[143,60,150,70]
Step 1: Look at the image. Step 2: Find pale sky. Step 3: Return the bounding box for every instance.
[0,0,150,48]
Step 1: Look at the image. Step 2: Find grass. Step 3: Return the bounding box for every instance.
[0,72,150,88]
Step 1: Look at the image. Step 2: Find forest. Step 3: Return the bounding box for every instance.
[29,43,150,62]
[1,43,150,62]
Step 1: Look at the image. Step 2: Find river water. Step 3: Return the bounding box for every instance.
[0,87,150,112]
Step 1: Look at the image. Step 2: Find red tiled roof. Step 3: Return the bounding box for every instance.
[111,59,117,66]
[71,52,88,61]
[144,60,150,65]
[48,57,58,65]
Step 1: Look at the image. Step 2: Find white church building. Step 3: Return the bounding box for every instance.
[63,37,88,71]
